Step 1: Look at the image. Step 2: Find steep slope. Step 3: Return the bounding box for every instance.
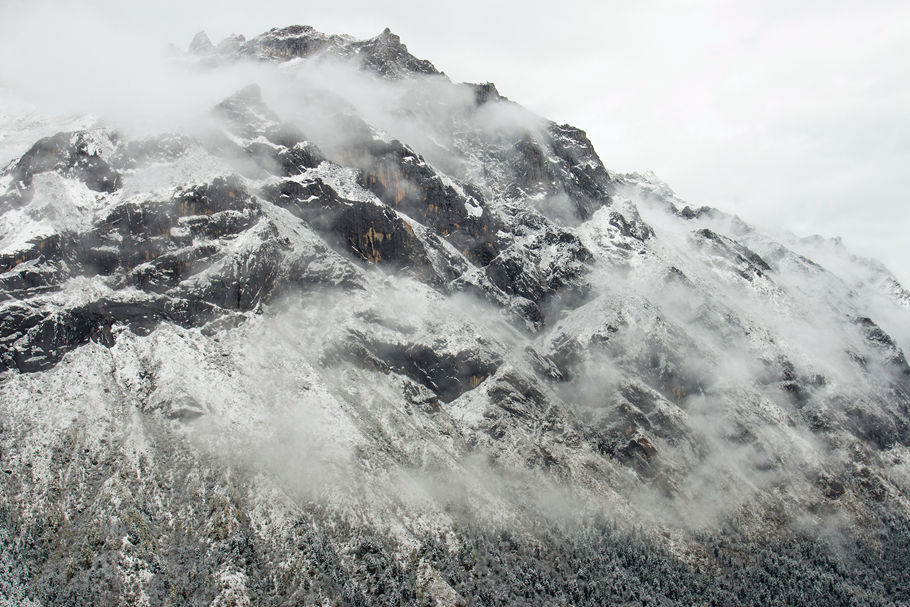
[1,26,909,606]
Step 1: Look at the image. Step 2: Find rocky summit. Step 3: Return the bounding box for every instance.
[1,26,910,607]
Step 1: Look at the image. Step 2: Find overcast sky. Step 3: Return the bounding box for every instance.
[2,0,908,284]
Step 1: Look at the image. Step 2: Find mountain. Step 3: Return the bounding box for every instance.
[1,26,909,606]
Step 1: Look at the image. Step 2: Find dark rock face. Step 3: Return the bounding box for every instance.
[484,209,592,303]
[692,228,772,281]
[0,296,222,373]
[855,316,910,377]
[0,234,70,287]
[81,176,261,279]
[0,175,296,374]
[546,124,615,220]
[0,77,606,381]
[607,208,653,241]
[497,124,619,224]
[333,331,502,403]
[354,28,440,77]
[844,405,908,450]
[353,138,501,266]
[0,132,121,209]
[472,82,503,105]
[15,132,121,193]
[205,51,599,320]
[263,177,436,281]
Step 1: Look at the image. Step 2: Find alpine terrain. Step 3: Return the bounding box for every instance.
[1,26,910,606]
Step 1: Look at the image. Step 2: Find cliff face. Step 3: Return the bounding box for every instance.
[1,26,909,607]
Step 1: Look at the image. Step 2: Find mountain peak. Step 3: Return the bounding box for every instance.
[194,24,441,79]
[376,26,399,43]
[189,30,214,53]
[472,81,502,105]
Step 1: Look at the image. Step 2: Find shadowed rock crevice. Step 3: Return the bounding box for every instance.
[322,329,502,403]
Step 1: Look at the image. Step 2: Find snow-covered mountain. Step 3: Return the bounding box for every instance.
[1,26,909,606]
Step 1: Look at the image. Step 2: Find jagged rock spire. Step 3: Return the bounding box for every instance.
[189,30,214,53]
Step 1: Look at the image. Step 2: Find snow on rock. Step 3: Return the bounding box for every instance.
[0,23,909,607]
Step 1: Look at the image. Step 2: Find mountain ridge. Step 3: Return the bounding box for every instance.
[1,24,909,606]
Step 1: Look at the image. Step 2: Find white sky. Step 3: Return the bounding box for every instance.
[2,0,908,285]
